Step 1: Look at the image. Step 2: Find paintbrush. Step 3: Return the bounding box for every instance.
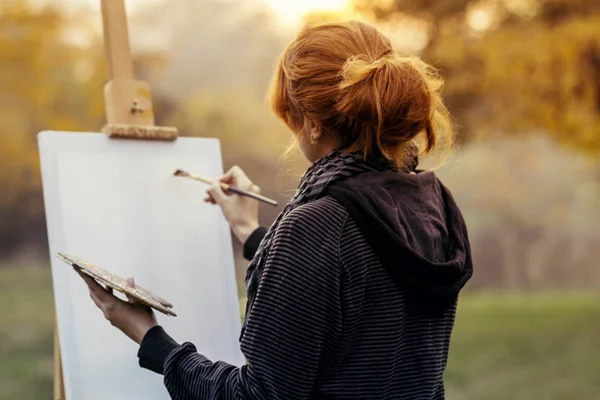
[174,169,278,207]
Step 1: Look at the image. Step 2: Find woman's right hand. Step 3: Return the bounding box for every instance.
[205,166,260,244]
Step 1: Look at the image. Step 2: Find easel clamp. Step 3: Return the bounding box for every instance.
[102,78,177,141]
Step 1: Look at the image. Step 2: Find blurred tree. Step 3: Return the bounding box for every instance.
[0,0,106,256]
[351,0,600,154]
[438,136,600,289]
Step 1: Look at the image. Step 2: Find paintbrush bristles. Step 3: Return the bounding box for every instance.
[173,169,188,177]
[173,169,212,185]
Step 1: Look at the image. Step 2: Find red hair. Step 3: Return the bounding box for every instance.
[268,20,454,166]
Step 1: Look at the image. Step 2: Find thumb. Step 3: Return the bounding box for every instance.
[207,180,228,204]
[126,275,138,304]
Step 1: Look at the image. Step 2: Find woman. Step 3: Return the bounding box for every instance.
[80,20,473,399]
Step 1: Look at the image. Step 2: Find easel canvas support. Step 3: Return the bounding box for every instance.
[53,0,177,397]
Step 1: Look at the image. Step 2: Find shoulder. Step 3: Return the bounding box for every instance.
[271,197,349,259]
[279,196,349,234]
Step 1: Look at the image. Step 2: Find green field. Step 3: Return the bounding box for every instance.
[1,266,599,399]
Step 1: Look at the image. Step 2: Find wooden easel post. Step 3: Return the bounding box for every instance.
[53,0,177,397]
[100,0,177,140]
[53,320,64,400]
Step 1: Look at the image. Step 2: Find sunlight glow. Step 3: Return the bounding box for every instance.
[468,9,492,32]
[264,0,351,25]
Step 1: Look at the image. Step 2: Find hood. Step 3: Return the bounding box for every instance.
[326,170,473,314]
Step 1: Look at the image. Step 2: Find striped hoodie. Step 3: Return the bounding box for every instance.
[137,169,473,399]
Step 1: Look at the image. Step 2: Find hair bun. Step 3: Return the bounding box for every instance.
[336,55,437,155]
[341,56,384,88]
[337,55,391,122]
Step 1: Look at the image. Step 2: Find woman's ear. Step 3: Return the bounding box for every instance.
[309,120,322,144]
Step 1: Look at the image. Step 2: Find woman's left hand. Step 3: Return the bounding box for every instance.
[76,270,158,345]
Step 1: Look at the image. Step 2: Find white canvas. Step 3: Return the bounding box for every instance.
[38,131,244,400]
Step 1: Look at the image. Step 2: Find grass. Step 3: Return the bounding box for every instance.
[0,265,599,399]
[445,293,600,399]
[0,265,54,400]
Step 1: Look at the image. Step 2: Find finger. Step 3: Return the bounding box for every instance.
[204,194,216,204]
[219,175,235,185]
[250,184,261,194]
[75,269,104,301]
[125,276,139,304]
[77,271,105,293]
[88,287,107,313]
[79,274,116,306]
[89,287,122,322]
[222,165,252,188]
[206,180,228,204]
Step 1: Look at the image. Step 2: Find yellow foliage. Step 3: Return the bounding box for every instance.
[352,0,600,154]
[0,0,106,240]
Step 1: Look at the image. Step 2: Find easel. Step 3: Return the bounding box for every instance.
[53,0,177,397]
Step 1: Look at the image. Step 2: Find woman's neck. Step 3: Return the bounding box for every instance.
[311,137,341,163]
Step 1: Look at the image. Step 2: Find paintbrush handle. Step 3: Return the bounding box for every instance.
[182,172,278,206]
[224,185,278,207]
[187,174,213,185]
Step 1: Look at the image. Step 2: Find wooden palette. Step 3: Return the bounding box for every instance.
[56,252,177,317]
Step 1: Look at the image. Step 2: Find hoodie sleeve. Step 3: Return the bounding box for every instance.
[242,226,268,260]
[140,203,343,400]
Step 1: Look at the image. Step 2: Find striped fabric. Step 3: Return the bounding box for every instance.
[162,196,455,399]
[241,150,407,340]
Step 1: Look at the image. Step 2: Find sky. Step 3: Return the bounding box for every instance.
[48,0,351,27]
[39,0,355,53]
[263,0,350,24]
